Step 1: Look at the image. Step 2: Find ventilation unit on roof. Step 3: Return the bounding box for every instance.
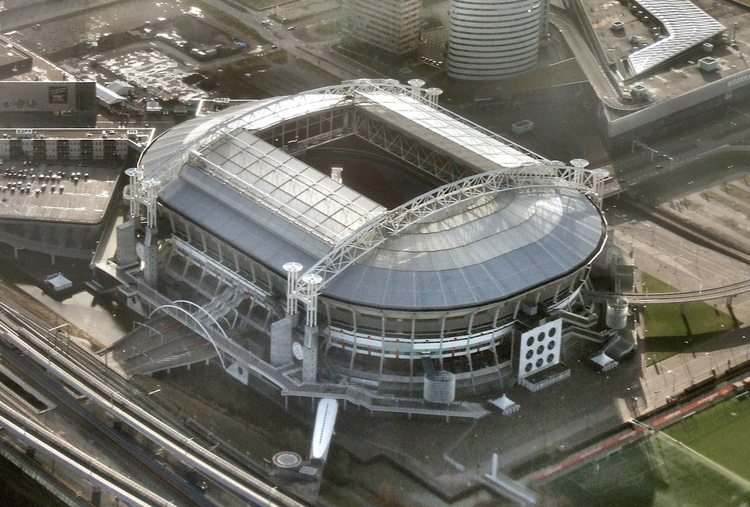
[630,83,650,102]
[698,56,719,73]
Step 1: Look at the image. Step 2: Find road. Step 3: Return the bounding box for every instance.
[199,0,383,82]
[548,7,625,110]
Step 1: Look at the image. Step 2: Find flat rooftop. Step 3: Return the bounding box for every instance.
[584,0,750,113]
[0,34,68,81]
[0,162,120,224]
[0,127,154,145]
[0,42,29,67]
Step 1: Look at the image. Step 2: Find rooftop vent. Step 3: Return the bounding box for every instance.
[630,83,650,102]
[698,56,719,73]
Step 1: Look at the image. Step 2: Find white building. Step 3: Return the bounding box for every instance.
[346,0,421,56]
[448,0,544,81]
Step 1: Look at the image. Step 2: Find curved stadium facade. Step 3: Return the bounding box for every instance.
[117,80,609,416]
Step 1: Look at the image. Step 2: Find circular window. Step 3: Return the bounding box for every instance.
[536,358,544,368]
[547,353,555,363]
[537,331,546,342]
[525,363,532,372]
[549,327,557,337]
[526,337,534,347]
[526,350,534,360]
[536,345,544,355]
[547,340,556,351]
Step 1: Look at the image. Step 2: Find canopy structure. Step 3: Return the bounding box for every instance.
[491,394,520,415]
[95,83,125,106]
[627,0,725,76]
[44,272,72,292]
[590,351,618,372]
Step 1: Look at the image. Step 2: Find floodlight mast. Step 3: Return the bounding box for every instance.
[125,167,160,229]
[300,274,322,328]
[125,167,143,220]
[283,262,303,317]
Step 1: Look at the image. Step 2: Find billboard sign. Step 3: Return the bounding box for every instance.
[0,81,81,112]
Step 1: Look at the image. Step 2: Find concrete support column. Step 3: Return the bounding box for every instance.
[143,227,159,287]
[302,325,319,383]
[270,317,293,366]
[115,220,138,268]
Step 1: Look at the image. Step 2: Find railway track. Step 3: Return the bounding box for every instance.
[0,390,176,507]
[0,300,305,507]
[0,339,210,507]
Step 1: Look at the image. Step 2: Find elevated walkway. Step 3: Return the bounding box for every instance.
[552,307,598,328]
[110,315,216,376]
[121,268,490,419]
[564,326,613,344]
[587,280,750,304]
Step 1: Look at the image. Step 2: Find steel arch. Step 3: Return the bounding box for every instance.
[170,299,232,337]
[295,165,606,299]
[149,303,228,369]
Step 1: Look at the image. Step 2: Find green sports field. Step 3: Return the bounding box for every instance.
[539,396,750,505]
[538,432,750,506]
[664,394,750,481]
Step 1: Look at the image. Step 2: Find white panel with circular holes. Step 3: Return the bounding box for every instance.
[517,318,562,380]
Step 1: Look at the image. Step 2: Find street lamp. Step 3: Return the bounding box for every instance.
[705,352,717,375]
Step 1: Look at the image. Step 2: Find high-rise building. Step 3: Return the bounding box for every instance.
[448,0,544,81]
[346,0,422,57]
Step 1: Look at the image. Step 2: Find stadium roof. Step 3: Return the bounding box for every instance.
[356,88,538,170]
[627,0,725,76]
[324,186,604,310]
[140,81,540,246]
[140,81,605,310]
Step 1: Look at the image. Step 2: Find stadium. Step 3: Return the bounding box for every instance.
[113,79,616,417]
